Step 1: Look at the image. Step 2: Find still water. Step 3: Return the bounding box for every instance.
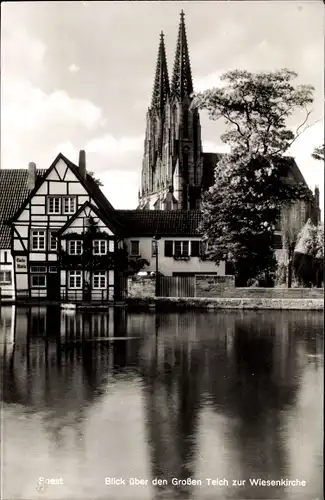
[1,306,323,500]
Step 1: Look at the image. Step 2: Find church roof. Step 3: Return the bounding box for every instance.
[202,152,309,189]
[113,210,202,237]
[0,169,46,249]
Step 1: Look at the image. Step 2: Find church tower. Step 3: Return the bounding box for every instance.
[139,11,203,210]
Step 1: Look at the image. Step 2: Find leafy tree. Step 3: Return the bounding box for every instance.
[312,144,324,162]
[191,69,314,285]
[88,171,103,186]
[294,219,324,287]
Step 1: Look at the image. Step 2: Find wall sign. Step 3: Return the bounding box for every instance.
[15,256,27,271]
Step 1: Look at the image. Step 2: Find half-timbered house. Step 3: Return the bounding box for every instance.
[6,151,126,302]
[55,201,124,302]
[0,167,46,299]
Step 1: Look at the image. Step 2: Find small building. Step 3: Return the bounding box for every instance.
[115,210,225,277]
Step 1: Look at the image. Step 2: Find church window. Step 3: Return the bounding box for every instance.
[183,107,189,138]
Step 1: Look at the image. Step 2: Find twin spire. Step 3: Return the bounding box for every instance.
[151,11,193,112]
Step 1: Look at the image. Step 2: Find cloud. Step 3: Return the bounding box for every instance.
[195,71,224,92]
[202,141,230,154]
[1,27,104,170]
[100,171,139,209]
[68,63,80,73]
[86,134,144,156]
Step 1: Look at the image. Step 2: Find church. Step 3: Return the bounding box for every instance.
[138,11,320,220]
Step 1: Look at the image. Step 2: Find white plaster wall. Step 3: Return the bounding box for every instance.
[0,251,14,298]
[126,237,225,276]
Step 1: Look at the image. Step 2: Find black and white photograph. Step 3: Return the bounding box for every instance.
[0,1,324,499]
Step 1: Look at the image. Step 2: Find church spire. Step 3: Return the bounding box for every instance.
[171,10,193,100]
[151,32,170,113]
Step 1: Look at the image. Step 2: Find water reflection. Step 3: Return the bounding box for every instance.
[1,307,323,500]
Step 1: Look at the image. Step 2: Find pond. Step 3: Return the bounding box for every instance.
[0,306,323,499]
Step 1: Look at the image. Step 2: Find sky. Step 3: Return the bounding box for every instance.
[1,1,324,213]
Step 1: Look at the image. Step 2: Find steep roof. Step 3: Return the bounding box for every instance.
[56,201,124,237]
[202,153,309,189]
[0,169,46,249]
[113,210,202,237]
[7,153,114,224]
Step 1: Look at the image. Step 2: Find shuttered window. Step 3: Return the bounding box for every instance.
[191,241,200,257]
[164,240,173,257]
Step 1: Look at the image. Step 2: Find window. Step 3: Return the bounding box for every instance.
[68,271,82,289]
[30,266,46,273]
[68,240,83,255]
[93,271,107,289]
[49,231,58,251]
[164,240,173,257]
[63,197,76,214]
[152,240,158,257]
[164,240,192,258]
[31,275,46,288]
[130,240,140,256]
[0,271,11,284]
[47,197,61,214]
[31,230,46,250]
[49,266,57,273]
[93,240,108,255]
[191,241,201,257]
[175,241,189,257]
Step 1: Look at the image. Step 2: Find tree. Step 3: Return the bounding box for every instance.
[191,69,314,285]
[294,219,324,287]
[88,171,103,186]
[312,144,324,162]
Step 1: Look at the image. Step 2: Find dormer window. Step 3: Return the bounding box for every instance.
[47,197,61,214]
[93,240,108,255]
[68,240,83,255]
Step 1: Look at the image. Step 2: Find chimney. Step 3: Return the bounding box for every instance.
[78,150,86,179]
[28,162,37,190]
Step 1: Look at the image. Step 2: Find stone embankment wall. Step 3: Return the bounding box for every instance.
[128,276,155,298]
[128,275,324,299]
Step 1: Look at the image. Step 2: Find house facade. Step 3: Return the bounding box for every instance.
[114,210,226,276]
[0,168,46,299]
[6,152,126,302]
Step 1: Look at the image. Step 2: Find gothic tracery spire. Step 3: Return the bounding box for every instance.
[151,31,170,113]
[171,10,194,100]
